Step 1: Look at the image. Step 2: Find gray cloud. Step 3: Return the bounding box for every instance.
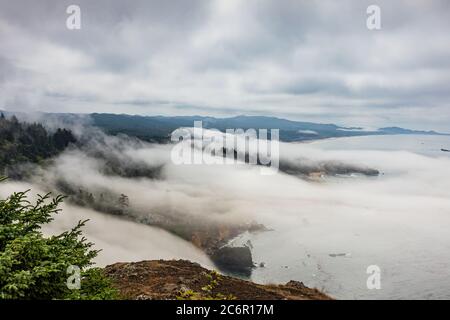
[0,0,449,130]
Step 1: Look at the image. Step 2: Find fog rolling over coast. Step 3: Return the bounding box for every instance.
[2,0,450,303]
[0,180,214,268]
[1,119,449,299]
[236,134,450,299]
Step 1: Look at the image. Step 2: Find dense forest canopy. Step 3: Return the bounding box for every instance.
[0,113,76,173]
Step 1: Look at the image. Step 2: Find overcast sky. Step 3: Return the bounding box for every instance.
[0,0,449,130]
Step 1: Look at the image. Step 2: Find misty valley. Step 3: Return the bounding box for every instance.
[1,112,450,299]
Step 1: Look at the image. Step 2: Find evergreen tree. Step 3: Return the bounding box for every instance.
[0,115,76,173]
[0,178,118,300]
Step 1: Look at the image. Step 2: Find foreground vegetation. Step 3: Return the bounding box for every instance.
[0,177,118,299]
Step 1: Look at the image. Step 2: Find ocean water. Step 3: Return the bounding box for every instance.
[310,134,450,158]
[229,134,450,300]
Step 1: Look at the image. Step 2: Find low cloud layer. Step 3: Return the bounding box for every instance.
[1,0,450,130]
[1,121,449,298]
[0,180,213,267]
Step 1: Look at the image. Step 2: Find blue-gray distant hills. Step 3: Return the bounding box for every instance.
[1,110,447,142]
[89,113,447,142]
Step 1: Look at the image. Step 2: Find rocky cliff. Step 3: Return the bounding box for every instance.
[104,260,332,300]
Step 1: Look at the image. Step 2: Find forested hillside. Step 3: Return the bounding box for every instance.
[0,113,76,173]
[90,113,446,143]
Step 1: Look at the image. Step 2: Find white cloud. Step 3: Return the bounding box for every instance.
[0,0,449,130]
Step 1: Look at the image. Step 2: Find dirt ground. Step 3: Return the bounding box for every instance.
[104,259,332,300]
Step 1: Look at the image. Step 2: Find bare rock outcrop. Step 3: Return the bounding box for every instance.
[104,260,332,300]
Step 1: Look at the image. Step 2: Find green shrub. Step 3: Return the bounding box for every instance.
[0,177,118,299]
[177,270,236,300]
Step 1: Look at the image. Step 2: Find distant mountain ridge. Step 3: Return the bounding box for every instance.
[1,110,447,142]
[89,113,447,142]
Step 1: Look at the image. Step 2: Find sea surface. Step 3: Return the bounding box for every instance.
[230,134,450,300]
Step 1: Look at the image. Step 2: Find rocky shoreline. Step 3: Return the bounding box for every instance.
[104,260,332,300]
